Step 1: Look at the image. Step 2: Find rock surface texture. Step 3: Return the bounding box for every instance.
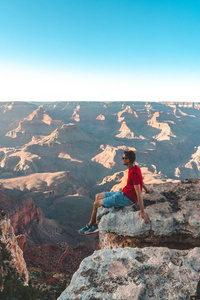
[58,179,200,299]
[0,211,29,284]
[58,247,200,300]
[98,179,200,250]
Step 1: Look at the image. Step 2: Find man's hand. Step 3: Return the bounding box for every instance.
[145,188,153,194]
[140,211,150,224]
[143,183,153,194]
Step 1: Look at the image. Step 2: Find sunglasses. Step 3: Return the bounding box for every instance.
[122,156,128,160]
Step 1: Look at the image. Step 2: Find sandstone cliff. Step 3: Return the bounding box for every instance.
[58,179,200,300]
[0,210,29,285]
[0,190,71,247]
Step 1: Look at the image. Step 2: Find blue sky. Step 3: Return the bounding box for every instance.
[0,0,200,101]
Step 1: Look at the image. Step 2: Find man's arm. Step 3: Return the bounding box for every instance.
[134,184,150,224]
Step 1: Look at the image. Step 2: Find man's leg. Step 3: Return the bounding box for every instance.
[89,192,105,225]
[88,195,105,226]
[78,193,105,235]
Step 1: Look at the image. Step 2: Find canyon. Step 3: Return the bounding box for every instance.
[0,101,199,299]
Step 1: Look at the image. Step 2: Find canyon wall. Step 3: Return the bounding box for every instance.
[0,210,29,285]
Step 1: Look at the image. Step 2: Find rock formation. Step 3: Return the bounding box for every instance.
[6,106,62,140]
[147,111,176,141]
[16,234,28,252]
[116,105,134,123]
[96,114,105,121]
[71,105,80,122]
[0,190,71,247]
[185,146,200,171]
[91,145,136,169]
[0,210,29,285]
[26,123,92,146]
[0,149,41,174]
[116,122,135,139]
[58,247,200,300]
[97,179,200,250]
[58,179,200,299]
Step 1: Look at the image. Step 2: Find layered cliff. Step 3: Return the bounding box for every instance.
[58,179,200,300]
[0,210,29,285]
[0,190,70,247]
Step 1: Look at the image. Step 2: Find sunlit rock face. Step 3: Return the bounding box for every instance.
[147,111,176,141]
[0,211,29,285]
[58,247,200,300]
[185,146,200,171]
[5,106,63,142]
[116,121,135,139]
[1,101,200,182]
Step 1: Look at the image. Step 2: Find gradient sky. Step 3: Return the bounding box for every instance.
[0,0,200,101]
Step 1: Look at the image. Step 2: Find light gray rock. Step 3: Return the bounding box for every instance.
[58,247,200,300]
[58,179,200,299]
[97,179,200,249]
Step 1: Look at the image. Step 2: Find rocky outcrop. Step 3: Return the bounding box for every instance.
[147,111,176,141]
[16,234,28,252]
[96,114,105,120]
[116,105,134,123]
[0,210,29,285]
[185,146,200,171]
[0,148,41,174]
[116,122,135,139]
[97,179,200,250]
[71,105,80,122]
[59,179,200,299]
[59,247,200,300]
[116,122,145,140]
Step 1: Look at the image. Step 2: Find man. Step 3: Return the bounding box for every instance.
[78,150,150,235]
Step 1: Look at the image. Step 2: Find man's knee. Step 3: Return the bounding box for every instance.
[93,199,104,209]
[95,193,105,202]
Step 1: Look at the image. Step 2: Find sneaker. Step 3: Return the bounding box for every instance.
[78,224,91,235]
[84,224,99,235]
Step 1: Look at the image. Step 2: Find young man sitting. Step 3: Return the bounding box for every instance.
[79,150,150,235]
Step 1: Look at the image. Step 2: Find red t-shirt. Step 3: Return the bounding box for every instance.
[122,165,143,203]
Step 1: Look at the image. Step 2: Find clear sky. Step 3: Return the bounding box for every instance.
[0,0,200,102]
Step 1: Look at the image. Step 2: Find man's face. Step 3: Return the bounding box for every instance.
[122,156,129,166]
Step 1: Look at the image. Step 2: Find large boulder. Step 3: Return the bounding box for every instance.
[58,247,200,300]
[97,179,200,249]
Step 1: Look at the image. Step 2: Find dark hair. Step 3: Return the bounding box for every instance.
[124,150,136,163]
